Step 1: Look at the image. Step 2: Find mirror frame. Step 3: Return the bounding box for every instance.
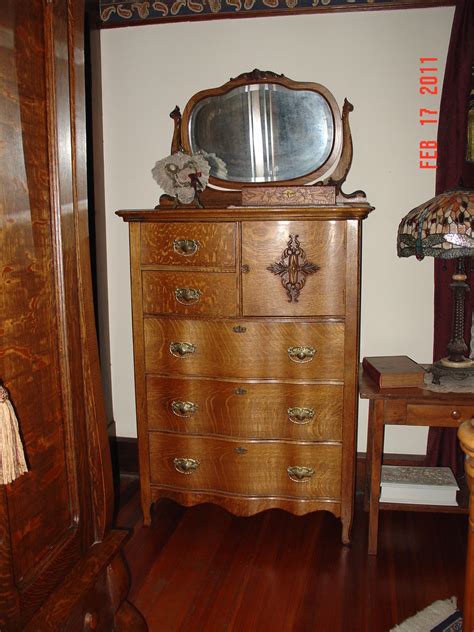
[174,70,344,191]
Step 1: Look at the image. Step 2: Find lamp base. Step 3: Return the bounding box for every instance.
[429,360,474,385]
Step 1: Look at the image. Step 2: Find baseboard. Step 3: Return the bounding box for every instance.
[111,436,139,475]
[113,436,428,492]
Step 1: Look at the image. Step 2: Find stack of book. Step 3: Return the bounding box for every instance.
[380,465,459,506]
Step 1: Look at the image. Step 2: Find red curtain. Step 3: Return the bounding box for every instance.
[425,0,474,477]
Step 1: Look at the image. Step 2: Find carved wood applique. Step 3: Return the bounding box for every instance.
[267,234,319,302]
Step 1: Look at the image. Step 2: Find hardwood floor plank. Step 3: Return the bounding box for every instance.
[116,477,468,631]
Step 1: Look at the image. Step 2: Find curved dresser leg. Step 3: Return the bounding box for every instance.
[341,516,352,546]
[107,551,148,631]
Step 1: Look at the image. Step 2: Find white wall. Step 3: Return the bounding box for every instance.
[100,7,454,452]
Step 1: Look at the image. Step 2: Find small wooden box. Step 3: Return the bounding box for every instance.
[242,186,336,206]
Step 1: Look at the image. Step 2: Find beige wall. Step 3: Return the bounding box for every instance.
[99,7,455,452]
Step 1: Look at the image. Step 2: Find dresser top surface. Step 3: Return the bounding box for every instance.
[117,205,374,223]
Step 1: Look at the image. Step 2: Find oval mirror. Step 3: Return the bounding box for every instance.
[180,72,343,190]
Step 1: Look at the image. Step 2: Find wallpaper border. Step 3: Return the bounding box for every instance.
[99,0,455,28]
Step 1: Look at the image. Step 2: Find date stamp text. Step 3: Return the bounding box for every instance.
[419,57,438,169]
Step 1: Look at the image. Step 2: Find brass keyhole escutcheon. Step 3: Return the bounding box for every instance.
[233,325,247,333]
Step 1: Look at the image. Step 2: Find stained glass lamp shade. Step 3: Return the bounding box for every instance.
[397,190,474,383]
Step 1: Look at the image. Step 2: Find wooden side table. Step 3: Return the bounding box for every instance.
[360,369,474,555]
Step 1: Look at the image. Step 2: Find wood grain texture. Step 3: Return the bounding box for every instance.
[0,2,80,623]
[142,270,237,317]
[242,220,346,316]
[117,206,373,223]
[140,221,236,267]
[340,219,361,544]
[121,209,371,542]
[361,375,474,555]
[0,2,144,629]
[144,317,345,380]
[116,476,467,632]
[148,432,342,500]
[146,376,343,441]
[406,403,474,426]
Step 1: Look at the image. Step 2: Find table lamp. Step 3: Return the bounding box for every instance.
[397,189,474,383]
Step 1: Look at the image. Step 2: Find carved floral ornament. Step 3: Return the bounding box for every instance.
[100,0,449,25]
[267,234,319,302]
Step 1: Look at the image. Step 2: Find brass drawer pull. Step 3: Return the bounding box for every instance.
[288,407,315,424]
[234,387,247,396]
[288,346,316,363]
[174,457,200,474]
[171,400,198,417]
[287,466,315,482]
[234,447,248,454]
[175,287,202,305]
[169,341,196,358]
[451,410,461,420]
[173,238,199,256]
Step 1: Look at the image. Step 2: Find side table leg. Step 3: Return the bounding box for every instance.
[364,400,375,512]
[368,400,384,556]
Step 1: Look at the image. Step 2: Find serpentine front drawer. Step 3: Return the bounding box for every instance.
[143,317,345,380]
[148,432,342,500]
[146,376,344,441]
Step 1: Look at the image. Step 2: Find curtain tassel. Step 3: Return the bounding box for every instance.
[0,385,28,485]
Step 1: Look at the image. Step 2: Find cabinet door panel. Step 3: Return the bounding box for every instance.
[242,220,346,316]
[147,376,343,441]
[144,318,344,380]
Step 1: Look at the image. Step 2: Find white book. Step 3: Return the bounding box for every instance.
[380,465,459,506]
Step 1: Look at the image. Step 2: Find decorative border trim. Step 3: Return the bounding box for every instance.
[100,0,454,27]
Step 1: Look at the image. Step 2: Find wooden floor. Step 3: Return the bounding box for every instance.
[116,475,468,632]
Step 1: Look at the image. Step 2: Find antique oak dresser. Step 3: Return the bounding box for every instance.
[118,71,372,544]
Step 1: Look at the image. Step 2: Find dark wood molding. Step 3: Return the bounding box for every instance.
[99,0,455,28]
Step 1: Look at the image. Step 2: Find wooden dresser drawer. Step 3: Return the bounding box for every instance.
[144,318,345,380]
[242,220,346,317]
[406,404,474,426]
[146,376,343,441]
[149,432,342,500]
[142,270,237,317]
[140,222,236,268]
